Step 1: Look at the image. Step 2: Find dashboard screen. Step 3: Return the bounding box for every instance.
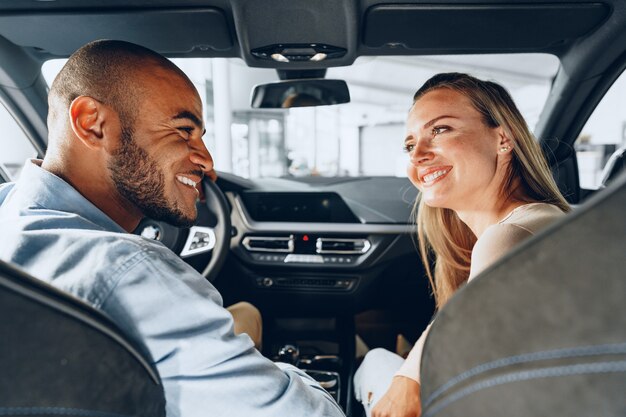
[241,192,360,223]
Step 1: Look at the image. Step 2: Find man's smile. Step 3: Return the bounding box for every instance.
[176,175,198,189]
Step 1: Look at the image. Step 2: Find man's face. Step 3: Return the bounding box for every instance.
[108,65,212,228]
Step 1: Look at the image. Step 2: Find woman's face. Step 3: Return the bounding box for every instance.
[405,88,510,212]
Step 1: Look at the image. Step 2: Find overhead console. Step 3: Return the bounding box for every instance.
[240,192,360,223]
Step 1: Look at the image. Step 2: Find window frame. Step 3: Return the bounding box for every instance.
[564,55,626,196]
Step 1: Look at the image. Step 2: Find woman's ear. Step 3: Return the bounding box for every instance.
[496,127,514,154]
[68,96,108,150]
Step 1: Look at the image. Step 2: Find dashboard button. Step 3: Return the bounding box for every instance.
[284,254,324,264]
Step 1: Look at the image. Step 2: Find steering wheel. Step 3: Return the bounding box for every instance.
[134,179,231,282]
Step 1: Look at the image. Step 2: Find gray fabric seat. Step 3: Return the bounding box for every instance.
[0,260,166,417]
[420,172,626,417]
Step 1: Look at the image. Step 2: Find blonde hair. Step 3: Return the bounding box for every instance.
[411,73,570,309]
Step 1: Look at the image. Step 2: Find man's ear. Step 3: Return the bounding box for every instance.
[68,96,108,150]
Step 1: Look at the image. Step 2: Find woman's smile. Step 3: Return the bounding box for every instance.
[418,166,452,187]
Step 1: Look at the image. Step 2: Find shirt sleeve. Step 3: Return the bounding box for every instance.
[394,322,433,383]
[469,223,533,280]
[100,245,344,417]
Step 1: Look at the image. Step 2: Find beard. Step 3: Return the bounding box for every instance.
[108,127,196,228]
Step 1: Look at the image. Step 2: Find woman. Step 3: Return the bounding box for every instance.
[354,73,570,417]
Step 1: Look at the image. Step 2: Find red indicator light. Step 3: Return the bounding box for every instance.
[303,235,309,241]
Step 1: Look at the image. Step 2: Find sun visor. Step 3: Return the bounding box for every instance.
[363,3,610,52]
[0,8,232,56]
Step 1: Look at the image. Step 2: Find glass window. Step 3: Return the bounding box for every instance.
[42,53,559,180]
[575,70,626,189]
[0,101,37,181]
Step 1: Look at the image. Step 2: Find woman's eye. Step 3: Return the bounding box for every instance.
[403,143,415,153]
[432,126,449,136]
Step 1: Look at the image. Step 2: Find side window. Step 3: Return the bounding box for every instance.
[575,70,626,189]
[0,101,37,181]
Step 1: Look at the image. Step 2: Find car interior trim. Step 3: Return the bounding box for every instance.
[363,3,610,51]
[315,238,371,255]
[242,235,295,253]
[0,7,233,56]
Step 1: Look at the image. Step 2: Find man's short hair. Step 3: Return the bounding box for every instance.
[48,39,183,127]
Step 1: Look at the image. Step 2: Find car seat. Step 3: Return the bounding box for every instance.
[0,260,165,417]
[419,172,626,417]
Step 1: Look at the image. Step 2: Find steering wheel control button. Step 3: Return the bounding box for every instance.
[140,225,162,241]
[180,226,216,258]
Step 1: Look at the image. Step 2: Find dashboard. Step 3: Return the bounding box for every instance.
[209,174,433,325]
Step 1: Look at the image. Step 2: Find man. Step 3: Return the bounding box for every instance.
[0,40,344,417]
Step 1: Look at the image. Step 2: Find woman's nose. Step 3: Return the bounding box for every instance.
[409,137,434,166]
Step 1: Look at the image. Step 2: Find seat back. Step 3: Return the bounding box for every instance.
[0,260,166,417]
[420,172,626,417]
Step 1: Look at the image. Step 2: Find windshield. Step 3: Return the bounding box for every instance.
[43,54,559,179]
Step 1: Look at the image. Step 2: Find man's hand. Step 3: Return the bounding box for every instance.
[371,376,422,417]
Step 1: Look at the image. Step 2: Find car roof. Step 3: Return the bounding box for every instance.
[0,0,620,65]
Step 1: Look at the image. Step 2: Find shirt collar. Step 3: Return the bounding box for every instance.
[15,159,126,233]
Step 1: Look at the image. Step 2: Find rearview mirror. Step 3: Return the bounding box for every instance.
[250,79,350,109]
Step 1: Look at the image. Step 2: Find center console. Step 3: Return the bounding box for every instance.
[264,315,356,414]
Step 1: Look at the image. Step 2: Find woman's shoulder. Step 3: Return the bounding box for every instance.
[469,203,565,280]
[498,203,565,235]
[471,222,533,275]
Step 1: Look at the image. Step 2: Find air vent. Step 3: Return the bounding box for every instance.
[242,236,294,253]
[316,238,370,255]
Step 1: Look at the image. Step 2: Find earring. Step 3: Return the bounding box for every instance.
[500,146,510,152]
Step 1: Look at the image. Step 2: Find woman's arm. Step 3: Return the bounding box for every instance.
[370,324,432,417]
[469,223,532,280]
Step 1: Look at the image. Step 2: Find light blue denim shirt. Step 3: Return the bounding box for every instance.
[0,160,344,417]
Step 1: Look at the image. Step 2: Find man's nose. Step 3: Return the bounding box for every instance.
[188,137,214,174]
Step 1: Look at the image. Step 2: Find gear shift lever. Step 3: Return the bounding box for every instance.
[277,344,300,366]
